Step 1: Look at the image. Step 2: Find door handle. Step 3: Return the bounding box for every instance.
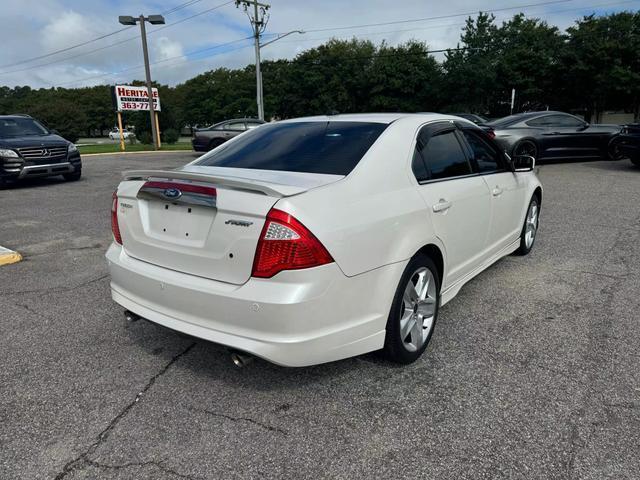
[492,187,503,197]
[432,199,452,213]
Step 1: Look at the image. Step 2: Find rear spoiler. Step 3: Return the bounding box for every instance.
[123,169,304,198]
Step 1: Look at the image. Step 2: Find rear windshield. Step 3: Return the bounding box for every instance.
[195,121,388,175]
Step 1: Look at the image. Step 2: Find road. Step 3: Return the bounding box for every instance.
[1,154,639,479]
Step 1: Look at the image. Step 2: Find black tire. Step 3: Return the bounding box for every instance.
[515,195,540,255]
[608,137,626,161]
[513,139,538,159]
[208,138,225,151]
[382,254,440,364]
[631,156,640,168]
[63,170,82,182]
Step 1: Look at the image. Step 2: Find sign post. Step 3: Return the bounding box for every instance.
[116,111,125,152]
[510,88,516,115]
[154,111,162,149]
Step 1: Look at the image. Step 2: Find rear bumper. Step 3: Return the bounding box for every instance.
[106,244,405,366]
[191,137,209,152]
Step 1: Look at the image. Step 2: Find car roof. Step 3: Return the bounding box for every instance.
[487,111,573,127]
[279,113,466,125]
[225,118,263,122]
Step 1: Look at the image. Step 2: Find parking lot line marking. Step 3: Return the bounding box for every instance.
[0,246,22,266]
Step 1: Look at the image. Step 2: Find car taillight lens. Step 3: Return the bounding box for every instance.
[485,128,496,139]
[111,191,123,245]
[252,209,333,278]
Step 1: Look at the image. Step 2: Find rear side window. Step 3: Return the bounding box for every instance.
[224,121,246,131]
[196,121,388,175]
[423,131,472,180]
[526,114,584,128]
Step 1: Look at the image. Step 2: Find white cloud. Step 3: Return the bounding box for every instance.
[40,11,96,53]
[0,0,635,88]
[154,37,185,62]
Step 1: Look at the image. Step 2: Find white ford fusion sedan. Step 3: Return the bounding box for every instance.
[106,113,542,367]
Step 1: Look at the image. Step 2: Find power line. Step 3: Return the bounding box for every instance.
[54,36,255,87]
[162,0,208,16]
[0,27,133,70]
[301,0,572,33]
[273,0,639,46]
[0,0,235,76]
[15,0,638,87]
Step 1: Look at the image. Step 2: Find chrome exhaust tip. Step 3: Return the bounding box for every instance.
[230,350,254,368]
[124,310,141,322]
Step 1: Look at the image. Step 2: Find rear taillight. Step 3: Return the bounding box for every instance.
[485,128,496,139]
[111,191,123,245]
[252,209,333,278]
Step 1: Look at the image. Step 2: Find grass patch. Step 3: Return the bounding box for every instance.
[78,142,192,155]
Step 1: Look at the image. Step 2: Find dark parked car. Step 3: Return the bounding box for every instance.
[611,123,640,167]
[450,113,489,125]
[486,111,621,161]
[0,114,81,188]
[192,118,266,152]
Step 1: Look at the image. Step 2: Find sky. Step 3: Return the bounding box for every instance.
[0,0,638,89]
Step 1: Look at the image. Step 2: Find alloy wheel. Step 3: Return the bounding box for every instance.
[515,140,537,158]
[400,267,437,352]
[525,200,539,249]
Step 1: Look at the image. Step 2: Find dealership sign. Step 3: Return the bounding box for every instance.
[112,85,161,112]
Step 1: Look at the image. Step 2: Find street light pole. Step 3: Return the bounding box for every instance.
[137,16,159,150]
[118,14,165,150]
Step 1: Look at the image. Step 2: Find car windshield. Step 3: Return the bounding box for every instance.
[486,113,529,128]
[0,117,49,137]
[195,121,388,175]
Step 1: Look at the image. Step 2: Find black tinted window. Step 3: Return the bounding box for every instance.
[462,130,503,173]
[424,131,471,180]
[196,121,388,175]
[0,118,48,137]
[412,148,429,182]
[527,114,584,128]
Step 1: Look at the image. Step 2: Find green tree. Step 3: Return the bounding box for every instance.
[442,13,499,114]
[561,12,640,121]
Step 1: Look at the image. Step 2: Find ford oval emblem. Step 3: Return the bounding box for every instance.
[163,188,182,199]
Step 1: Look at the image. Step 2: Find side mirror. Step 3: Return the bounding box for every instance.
[579,123,590,131]
[50,129,60,135]
[511,154,535,172]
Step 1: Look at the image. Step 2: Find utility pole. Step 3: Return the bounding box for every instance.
[119,14,165,150]
[236,0,270,121]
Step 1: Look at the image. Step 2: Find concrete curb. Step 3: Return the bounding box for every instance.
[82,150,194,157]
[0,246,22,266]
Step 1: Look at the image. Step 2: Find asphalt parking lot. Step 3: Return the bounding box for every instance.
[1,154,639,479]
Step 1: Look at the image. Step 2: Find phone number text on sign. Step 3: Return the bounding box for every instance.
[121,102,157,110]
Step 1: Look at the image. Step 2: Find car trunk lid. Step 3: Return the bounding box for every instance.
[116,167,342,285]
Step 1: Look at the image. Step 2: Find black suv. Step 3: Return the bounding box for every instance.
[0,114,82,188]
